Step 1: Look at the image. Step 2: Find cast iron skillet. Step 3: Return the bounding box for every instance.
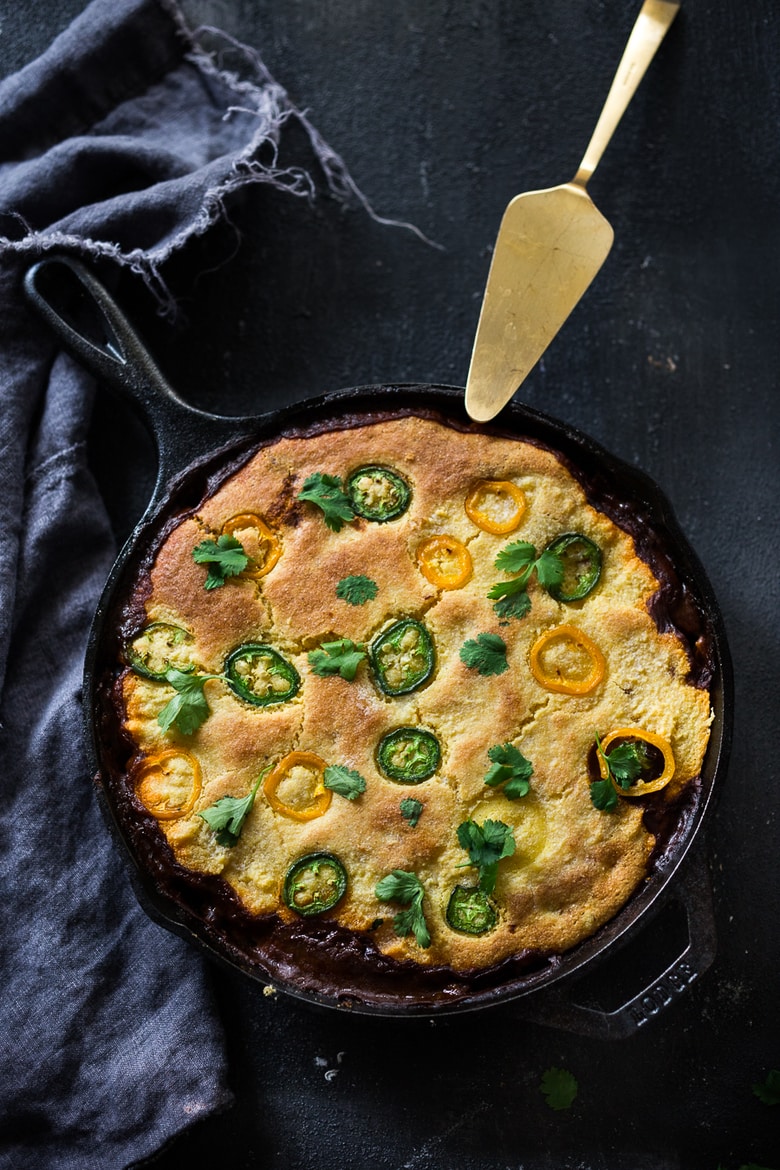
[23,255,732,1038]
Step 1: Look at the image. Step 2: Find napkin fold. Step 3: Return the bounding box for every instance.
[0,2,357,1165]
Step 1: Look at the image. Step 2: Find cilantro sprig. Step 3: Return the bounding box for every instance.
[323,764,367,800]
[298,473,355,532]
[590,733,649,811]
[460,632,508,677]
[540,1066,578,1111]
[375,870,431,948]
[192,534,249,590]
[456,818,516,894]
[484,743,533,799]
[487,540,564,622]
[400,797,423,828]
[307,638,367,681]
[157,667,225,735]
[198,767,270,846]
[753,1069,780,1106]
[335,575,379,606]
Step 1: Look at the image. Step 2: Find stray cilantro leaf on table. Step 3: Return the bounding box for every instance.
[336,574,379,606]
[456,818,515,894]
[308,638,367,681]
[323,764,367,800]
[192,534,249,590]
[298,472,355,532]
[158,667,222,735]
[485,742,533,799]
[540,1066,578,1111]
[488,540,564,623]
[375,870,431,948]
[753,1069,780,1106]
[400,797,423,828]
[460,632,508,676]
[198,767,270,846]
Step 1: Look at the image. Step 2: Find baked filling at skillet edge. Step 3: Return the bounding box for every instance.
[108,412,713,997]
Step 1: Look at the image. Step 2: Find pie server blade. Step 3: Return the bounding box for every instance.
[464,0,680,423]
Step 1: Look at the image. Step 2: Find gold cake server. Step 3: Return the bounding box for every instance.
[465,0,680,423]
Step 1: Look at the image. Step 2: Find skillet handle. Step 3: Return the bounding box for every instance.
[22,256,241,485]
[512,845,717,1039]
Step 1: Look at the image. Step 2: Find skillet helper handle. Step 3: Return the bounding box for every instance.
[513,845,716,1039]
[22,256,238,484]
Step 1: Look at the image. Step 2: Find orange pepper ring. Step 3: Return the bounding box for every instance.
[529,624,606,695]
[263,751,332,822]
[464,479,527,535]
[133,748,202,821]
[416,534,473,589]
[598,726,675,796]
[221,512,282,579]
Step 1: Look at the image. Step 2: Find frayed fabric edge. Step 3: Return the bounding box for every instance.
[0,2,440,316]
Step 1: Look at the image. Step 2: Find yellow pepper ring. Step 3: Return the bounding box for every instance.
[221,512,282,579]
[464,479,527,535]
[529,624,606,695]
[263,751,333,822]
[598,727,676,796]
[416,534,473,589]
[133,749,202,821]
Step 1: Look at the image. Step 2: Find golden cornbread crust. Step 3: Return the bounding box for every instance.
[118,414,712,976]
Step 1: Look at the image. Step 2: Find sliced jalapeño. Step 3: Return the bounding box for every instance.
[283,852,347,917]
[369,618,435,696]
[445,885,498,935]
[125,622,195,680]
[377,727,441,784]
[225,643,300,707]
[346,466,411,522]
[544,533,602,602]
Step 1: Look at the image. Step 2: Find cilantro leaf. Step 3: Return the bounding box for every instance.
[488,540,564,622]
[192,534,249,590]
[307,639,367,681]
[298,472,355,532]
[534,548,566,591]
[460,632,508,677]
[375,870,431,948]
[485,742,533,799]
[198,768,269,846]
[158,668,220,735]
[753,1069,780,1106]
[400,797,423,828]
[456,818,516,894]
[486,574,532,600]
[335,574,379,606]
[591,734,649,811]
[492,590,532,623]
[607,741,648,787]
[494,541,536,574]
[323,764,367,800]
[540,1066,578,1111]
[589,775,619,812]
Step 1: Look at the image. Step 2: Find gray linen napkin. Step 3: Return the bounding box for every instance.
[0,2,356,1165]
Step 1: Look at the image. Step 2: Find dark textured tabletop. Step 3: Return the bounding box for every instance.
[1,2,778,1168]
